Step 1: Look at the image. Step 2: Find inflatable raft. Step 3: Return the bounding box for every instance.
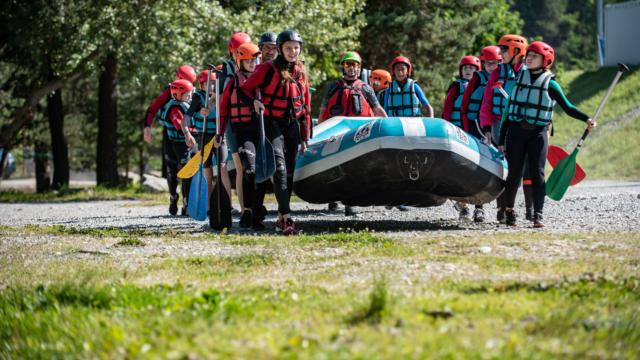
[293,117,508,207]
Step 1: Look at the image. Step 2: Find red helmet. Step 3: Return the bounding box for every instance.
[197,70,216,85]
[228,32,251,55]
[170,79,194,100]
[459,55,481,71]
[480,46,502,61]
[527,41,555,69]
[390,56,412,76]
[175,65,196,83]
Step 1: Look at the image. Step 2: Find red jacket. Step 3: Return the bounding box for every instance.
[460,75,481,132]
[479,62,524,130]
[240,62,312,141]
[144,86,171,127]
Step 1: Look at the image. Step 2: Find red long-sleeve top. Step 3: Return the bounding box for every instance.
[441,83,468,130]
[239,62,312,141]
[144,86,171,127]
[460,74,482,132]
[168,106,184,131]
[479,63,523,130]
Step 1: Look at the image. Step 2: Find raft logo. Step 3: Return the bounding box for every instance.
[353,123,373,143]
[454,126,469,145]
[397,151,433,181]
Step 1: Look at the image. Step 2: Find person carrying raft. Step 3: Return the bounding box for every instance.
[498,41,596,228]
[239,30,312,235]
[479,34,528,224]
[317,51,387,216]
[383,56,434,118]
[442,55,485,222]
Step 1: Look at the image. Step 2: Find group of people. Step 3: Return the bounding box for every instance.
[143,30,595,234]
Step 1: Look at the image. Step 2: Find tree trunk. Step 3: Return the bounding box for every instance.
[47,70,69,190]
[34,142,50,193]
[96,51,119,188]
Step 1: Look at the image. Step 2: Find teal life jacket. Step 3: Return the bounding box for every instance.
[507,70,556,126]
[449,79,468,127]
[386,79,421,116]
[190,90,217,135]
[161,100,190,142]
[491,63,520,117]
[466,71,489,123]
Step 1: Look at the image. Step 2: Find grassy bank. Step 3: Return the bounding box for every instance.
[552,65,640,179]
[1,226,639,358]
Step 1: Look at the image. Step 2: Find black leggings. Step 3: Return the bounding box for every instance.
[165,138,191,204]
[504,122,548,214]
[234,125,260,211]
[253,119,300,215]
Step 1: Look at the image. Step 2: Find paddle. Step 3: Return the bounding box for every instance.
[547,63,629,201]
[209,66,232,230]
[186,69,212,221]
[177,137,214,179]
[254,58,276,184]
[547,144,586,186]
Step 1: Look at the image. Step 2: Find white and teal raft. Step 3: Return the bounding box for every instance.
[293,117,508,207]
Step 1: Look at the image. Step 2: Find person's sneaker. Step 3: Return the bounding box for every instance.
[458,206,471,221]
[473,208,485,223]
[169,195,179,216]
[181,206,187,216]
[344,206,357,216]
[385,205,393,210]
[258,205,267,222]
[275,217,285,232]
[396,205,409,212]
[497,208,505,223]
[252,221,265,231]
[328,202,339,211]
[533,212,544,228]
[282,218,297,236]
[231,207,241,216]
[239,210,252,228]
[505,208,517,226]
[525,208,534,221]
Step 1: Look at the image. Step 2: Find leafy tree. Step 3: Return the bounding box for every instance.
[359,0,522,114]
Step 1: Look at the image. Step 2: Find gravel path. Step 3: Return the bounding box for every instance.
[1,180,639,235]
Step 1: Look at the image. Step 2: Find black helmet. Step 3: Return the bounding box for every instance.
[259,32,277,47]
[276,30,304,50]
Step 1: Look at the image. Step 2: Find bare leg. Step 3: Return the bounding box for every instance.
[232,152,244,212]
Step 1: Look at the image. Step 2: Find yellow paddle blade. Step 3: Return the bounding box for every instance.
[177,138,215,179]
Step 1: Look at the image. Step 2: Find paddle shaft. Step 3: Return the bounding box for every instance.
[214,71,222,227]
[575,63,628,150]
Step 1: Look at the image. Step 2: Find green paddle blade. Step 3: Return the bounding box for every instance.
[546,148,579,201]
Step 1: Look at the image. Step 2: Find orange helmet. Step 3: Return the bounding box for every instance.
[498,34,528,60]
[369,69,392,92]
[235,42,261,68]
[170,79,194,100]
[459,56,481,71]
[175,65,196,83]
[479,46,502,62]
[228,32,251,55]
[390,56,412,76]
[527,41,555,70]
[197,70,216,86]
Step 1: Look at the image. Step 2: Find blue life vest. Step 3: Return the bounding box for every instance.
[386,79,421,116]
[190,90,217,135]
[491,64,521,117]
[449,79,468,127]
[507,70,556,126]
[161,100,189,142]
[466,71,489,123]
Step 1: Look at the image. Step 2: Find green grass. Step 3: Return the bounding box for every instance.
[2,227,640,358]
[551,65,640,179]
[0,184,166,203]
